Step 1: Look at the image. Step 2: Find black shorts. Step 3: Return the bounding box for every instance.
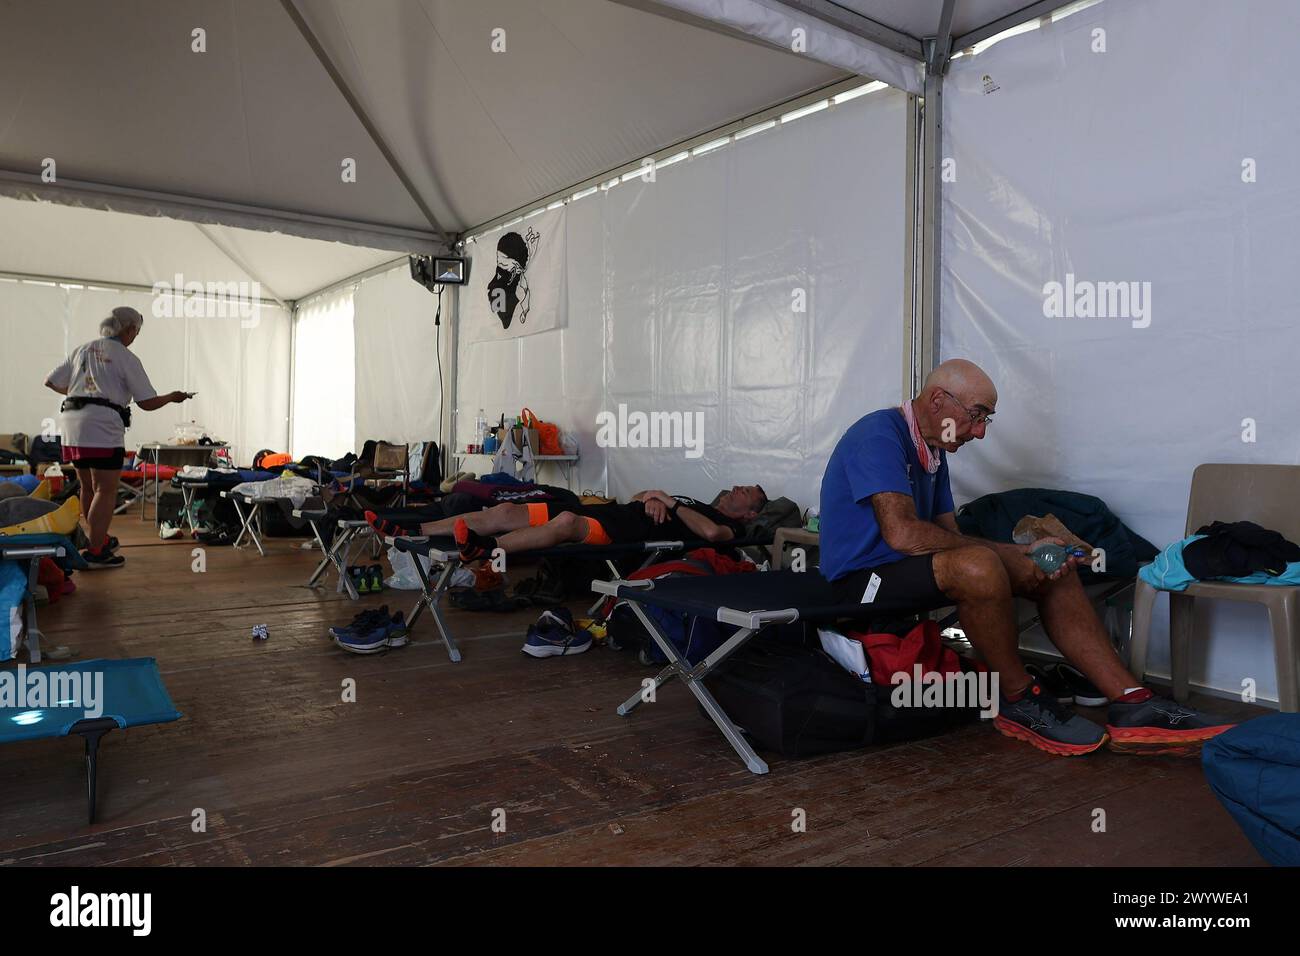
[567,502,655,545]
[829,554,951,615]
[64,447,126,470]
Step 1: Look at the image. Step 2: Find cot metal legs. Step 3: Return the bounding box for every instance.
[617,599,768,775]
[72,718,117,825]
[305,522,363,600]
[229,497,267,557]
[23,555,42,663]
[586,559,624,617]
[407,555,463,663]
[585,550,671,620]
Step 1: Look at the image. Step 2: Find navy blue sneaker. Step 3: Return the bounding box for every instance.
[331,607,408,654]
[523,607,590,658]
[328,607,386,639]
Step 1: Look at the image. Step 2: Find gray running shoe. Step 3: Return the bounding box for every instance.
[994,676,1107,755]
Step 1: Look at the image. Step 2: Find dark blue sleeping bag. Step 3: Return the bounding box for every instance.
[1203,714,1300,866]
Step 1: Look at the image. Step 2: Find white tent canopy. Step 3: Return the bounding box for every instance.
[0,0,848,248]
[0,197,399,303]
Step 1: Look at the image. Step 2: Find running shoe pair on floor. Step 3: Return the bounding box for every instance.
[994,674,1236,756]
[81,535,123,569]
[349,564,386,594]
[523,607,592,658]
[329,606,408,654]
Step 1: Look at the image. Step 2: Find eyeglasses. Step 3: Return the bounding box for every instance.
[939,388,994,426]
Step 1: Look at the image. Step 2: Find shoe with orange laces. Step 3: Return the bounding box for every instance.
[453,518,497,563]
[1105,688,1236,755]
[993,676,1107,756]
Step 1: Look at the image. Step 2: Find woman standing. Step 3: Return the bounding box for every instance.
[44,307,193,568]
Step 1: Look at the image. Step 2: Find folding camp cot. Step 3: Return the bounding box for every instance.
[391,532,775,665]
[0,657,181,823]
[594,568,1146,775]
[0,532,87,663]
[590,568,883,774]
[222,481,330,556]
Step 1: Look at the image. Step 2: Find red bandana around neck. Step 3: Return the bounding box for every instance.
[899,401,942,475]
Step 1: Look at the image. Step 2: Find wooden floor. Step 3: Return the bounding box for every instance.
[0,520,1266,867]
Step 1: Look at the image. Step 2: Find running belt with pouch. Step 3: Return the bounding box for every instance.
[61,395,131,428]
[390,532,774,664]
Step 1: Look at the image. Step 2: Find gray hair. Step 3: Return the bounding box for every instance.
[99,306,144,339]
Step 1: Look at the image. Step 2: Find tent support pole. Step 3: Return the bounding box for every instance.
[278,0,452,248]
[918,0,955,386]
[193,224,288,309]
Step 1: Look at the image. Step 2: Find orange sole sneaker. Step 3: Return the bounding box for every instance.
[994,715,1108,756]
[1105,723,1235,755]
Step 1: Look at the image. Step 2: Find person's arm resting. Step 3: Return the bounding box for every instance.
[873,493,974,555]
[673,502,733,542]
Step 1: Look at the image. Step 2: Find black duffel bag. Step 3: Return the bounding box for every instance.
[703,640,981,758]
[703,642,876,758]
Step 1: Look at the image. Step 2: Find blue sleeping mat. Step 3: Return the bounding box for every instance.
[1203,714,1300,866]
[0,657,181,743]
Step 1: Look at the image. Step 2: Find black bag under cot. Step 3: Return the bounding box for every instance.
[703,642,876,758]
[703,640,981,758]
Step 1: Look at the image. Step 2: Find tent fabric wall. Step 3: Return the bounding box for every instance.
[352,267,449,449]
[940,0,1300,702]
[0,282,290,464]
[291,291,356,462]
[458,87,909,507]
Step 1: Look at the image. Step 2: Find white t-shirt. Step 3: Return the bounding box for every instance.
[47,337,158,448]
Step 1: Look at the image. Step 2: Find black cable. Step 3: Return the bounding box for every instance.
[434,285,444,453]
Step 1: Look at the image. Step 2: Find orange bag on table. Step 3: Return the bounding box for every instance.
[520,408,563,456]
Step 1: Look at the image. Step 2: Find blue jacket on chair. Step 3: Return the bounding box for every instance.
[1203,714,1300,866]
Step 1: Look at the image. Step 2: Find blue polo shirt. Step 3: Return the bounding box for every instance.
[819,408,955,581]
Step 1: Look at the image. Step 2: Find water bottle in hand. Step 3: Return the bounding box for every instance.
[1029,543,1087,573]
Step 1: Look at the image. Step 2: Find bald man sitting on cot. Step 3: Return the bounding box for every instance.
[819,358,1233,757]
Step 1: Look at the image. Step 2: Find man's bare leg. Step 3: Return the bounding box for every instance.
[417,502,532,537]
[74,466,94,536]
[1011,568,1136,700]
[932,546,1031,694]
[493,511,589,553]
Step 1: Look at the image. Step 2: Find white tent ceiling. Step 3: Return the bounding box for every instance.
[0,0,1066,295]
[0,196,399,302]
[0,0,846,255]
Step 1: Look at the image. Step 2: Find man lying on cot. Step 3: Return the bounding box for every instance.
[365,485,767,560]
[820,358,1234,757]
